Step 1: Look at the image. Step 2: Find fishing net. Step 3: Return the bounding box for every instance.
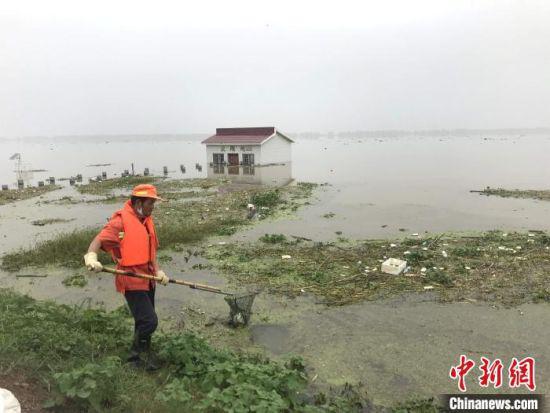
[224,292,257,326]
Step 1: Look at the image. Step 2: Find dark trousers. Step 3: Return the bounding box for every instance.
[125,288,158,340]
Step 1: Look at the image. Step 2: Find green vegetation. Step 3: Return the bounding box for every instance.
[206,230,550,306]
[0,185,61,205]
[0,290,365,412]
[393,397,440,413]
[62,274,88,287]
[156,178,221,191]
[260,234,288,244]
[76,176,157,196]
[251,189,281,208]
[474,187,550,201]
[31,218,75,226]
[1,179,317,272]
[77,176,221,198]
[2,228,103,271]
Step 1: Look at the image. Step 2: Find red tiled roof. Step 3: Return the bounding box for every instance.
[202,127,292,144]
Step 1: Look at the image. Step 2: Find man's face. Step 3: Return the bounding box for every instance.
[136,198,156,217]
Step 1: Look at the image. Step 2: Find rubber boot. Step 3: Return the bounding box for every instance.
[127,333,140,361]
[142,336,161,371]
[127,333,144,368]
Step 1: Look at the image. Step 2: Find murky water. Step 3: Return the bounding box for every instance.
[235,133,550,240]
[3,132,550,243]
[250,294,550,403]
[2,132,550,404]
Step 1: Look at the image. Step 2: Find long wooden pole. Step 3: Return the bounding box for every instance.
[102,267,231,295]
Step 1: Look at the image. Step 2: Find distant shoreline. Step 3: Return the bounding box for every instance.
[1,127,549,141]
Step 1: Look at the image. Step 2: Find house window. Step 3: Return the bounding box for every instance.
[230,145,236,151]
[213,153,225,164]
[240,146,245,151]
[245,146,252,151]
[220,146,226,152]
[242,154,255,165]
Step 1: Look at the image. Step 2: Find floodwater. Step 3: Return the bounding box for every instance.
[1,132,550,405]
[250,294,550,402]
[3,132,550,243]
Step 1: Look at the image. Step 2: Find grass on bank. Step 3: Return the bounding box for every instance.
[76,175,157,196]
[0,185,61,206]
[76,176,221,197]
[206,230,550,306]
[31,218,75,226]
[0,290,370,412]
[1,180,317,272]
[474,187,550,202]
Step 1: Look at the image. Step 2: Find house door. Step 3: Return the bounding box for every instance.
[228,153,239,165]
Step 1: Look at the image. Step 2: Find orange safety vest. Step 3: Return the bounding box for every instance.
[113,200,159,291]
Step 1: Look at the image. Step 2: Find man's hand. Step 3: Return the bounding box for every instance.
[84,252,103,272]
[156,270,169,286]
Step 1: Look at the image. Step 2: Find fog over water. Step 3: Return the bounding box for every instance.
[1,0,549,137]
[2,131,550,245]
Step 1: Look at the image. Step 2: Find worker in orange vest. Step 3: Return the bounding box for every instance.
[84,184,169,370]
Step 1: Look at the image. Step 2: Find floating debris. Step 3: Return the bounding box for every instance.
[381,258,407,275]
[31,218,75,226]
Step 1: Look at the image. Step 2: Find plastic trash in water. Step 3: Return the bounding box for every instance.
[381,258,407,275]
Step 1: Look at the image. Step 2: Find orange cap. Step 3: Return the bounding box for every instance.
[131,184,163,200]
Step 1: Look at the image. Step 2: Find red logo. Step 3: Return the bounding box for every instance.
[449,355,476,392]
[450,356,536,392]
[509,357,536,391]
[479,357,504,388]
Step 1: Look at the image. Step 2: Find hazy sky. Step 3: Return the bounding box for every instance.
[1,0,549,136]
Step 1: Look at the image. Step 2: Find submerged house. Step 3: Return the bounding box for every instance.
[201,127,294,166]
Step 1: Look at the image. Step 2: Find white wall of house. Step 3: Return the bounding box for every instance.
[206,163,292,186]
[205,144,262,165]
[259,133,292,164]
